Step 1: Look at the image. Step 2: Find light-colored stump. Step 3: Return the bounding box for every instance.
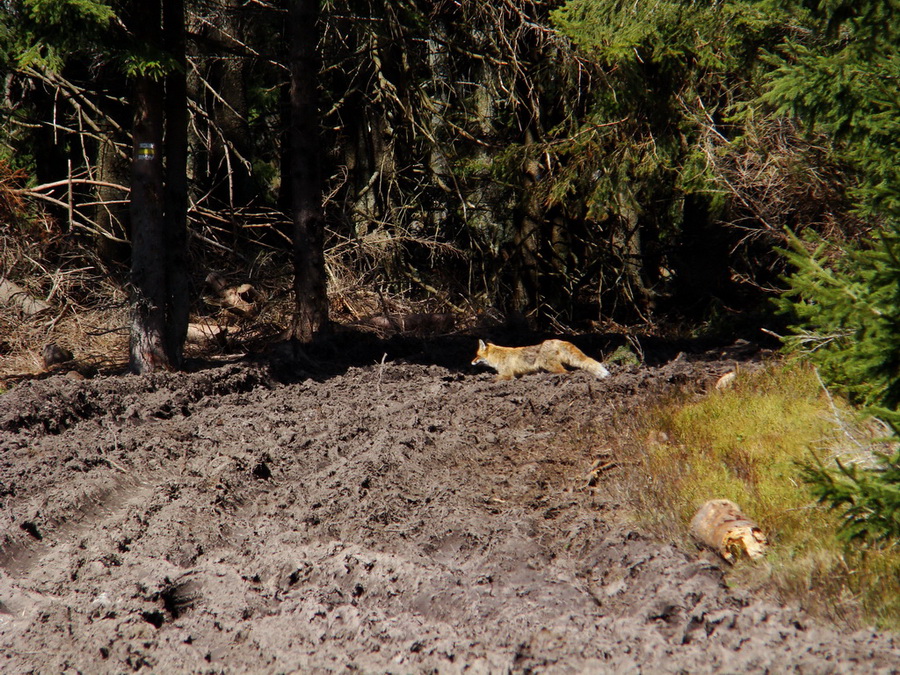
[690,499,768,563]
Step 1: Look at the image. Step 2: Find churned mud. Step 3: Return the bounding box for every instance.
[0,334,897,673]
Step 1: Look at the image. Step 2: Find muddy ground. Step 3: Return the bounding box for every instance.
[0,333,897,673]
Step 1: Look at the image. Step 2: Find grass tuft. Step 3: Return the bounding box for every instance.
[611,361,900,629]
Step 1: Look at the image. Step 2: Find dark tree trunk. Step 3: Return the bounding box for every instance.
[277,80,291,212]
[504,126,543,324]
[673,193,730,316]
[94,135,131,265]
[129,0,190,373]
[163,0,190,364]
[287,0,328,341]
[130,53,168,372]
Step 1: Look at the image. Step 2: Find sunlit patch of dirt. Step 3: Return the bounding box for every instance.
[1,337,897,673]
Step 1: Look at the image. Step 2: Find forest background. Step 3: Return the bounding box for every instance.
[1,1,899,540]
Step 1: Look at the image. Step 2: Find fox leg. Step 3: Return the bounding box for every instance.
[545,361,568,374]
[538,342,570,373]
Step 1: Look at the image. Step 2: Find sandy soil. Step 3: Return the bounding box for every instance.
[1,334,897,674]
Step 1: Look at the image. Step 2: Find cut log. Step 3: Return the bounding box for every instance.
[186,322,228,344]
[715,371,737,390]
[690,499,768,563]
[0,277,51,316]
[204,272,261,318]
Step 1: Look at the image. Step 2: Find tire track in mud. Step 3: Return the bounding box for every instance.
[0,363,277,659]
[0,476,153,576]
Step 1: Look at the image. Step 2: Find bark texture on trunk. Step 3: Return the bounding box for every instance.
[129,0,190,373]
[130,31,168,373]
[288,0,329,342]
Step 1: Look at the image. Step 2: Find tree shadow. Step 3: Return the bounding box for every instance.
[231,323,775,385]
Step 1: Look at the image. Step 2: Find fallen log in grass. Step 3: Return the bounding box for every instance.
[690,498,768,563]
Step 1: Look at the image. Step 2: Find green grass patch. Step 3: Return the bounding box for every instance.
[614,361,900,629]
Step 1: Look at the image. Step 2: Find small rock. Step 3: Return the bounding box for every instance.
[42,343,73,368]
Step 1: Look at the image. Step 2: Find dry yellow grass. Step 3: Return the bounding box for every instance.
[608,361,900,629]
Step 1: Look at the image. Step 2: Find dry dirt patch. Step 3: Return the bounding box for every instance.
[1,342,897,673]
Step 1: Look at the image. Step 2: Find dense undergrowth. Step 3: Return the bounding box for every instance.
[612,362,900,629]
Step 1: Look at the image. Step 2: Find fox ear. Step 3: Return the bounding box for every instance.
[478,339,486,349]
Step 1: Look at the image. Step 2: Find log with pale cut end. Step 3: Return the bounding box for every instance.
[715,370,737,390]
[204,272,262,318]
[0,277,51,316]
[690,499,768,563]
[186,322,228,344]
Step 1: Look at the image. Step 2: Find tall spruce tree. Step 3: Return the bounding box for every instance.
[769,0,900,541]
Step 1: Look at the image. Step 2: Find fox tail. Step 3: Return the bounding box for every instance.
[556,343,610,379]
[585,360,611,380]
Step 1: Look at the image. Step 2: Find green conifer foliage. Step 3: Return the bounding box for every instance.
[13,0,117,70]
[548,0,800,318]
[779,230,900,540]
[770,1,900,540]
[801,446,900,542]
[778,233,900,416]
[762,0,900,218]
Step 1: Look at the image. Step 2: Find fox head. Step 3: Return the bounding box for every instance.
[471,339,491,366]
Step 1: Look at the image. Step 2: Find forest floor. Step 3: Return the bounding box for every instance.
[0,331,897,673]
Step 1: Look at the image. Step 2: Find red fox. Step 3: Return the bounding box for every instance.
[472,339,610,381]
